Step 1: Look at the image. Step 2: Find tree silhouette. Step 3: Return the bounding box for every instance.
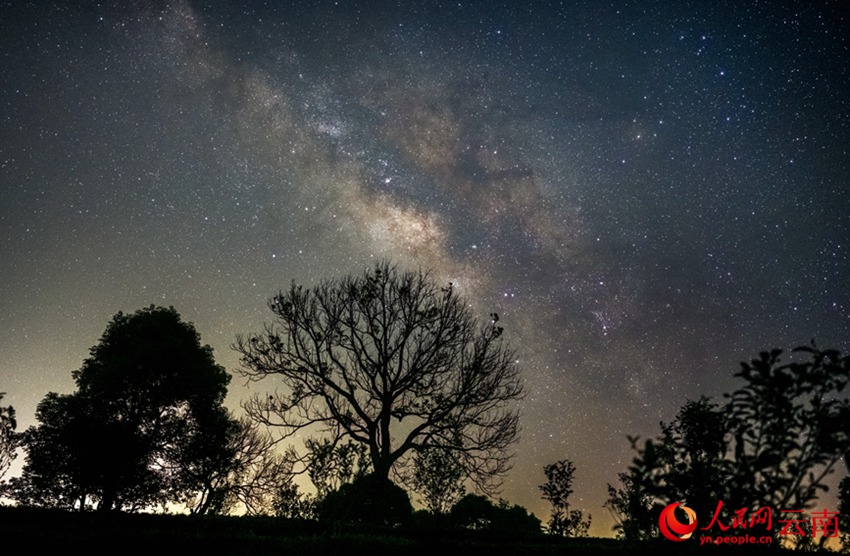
[272,480,316,519]
[234,261,524,493]
[409,446,466,514]
[608,345,850,541]
[178,416,296,515]
[604,468,655,541]
[305,437,371,500]
[7,391,142,509]
[0,392,16,480]
[606,397,726,541]
[539,459,591,537]
[7,306,234,511]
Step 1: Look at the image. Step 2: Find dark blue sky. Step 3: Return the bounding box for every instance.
[1,0,848,533]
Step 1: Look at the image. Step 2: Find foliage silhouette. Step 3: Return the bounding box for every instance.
[409,446,466,514]
[839,477,850,552]
[306,436,371,500]
[449,493,542,537]
[271,480,315,519]
[266,436,372,519]
[607,345,850,542]
[604,468,655,541]
[6,306,234,511]
[539,459,591,537]
[725,346,850,511]
[234,261,524,494]
[606,397,726,541]
[316,473,413,528]
[0,392,16,480]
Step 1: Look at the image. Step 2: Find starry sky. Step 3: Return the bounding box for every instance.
[1,0,848,535]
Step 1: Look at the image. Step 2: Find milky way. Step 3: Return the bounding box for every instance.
[1,1,848,534]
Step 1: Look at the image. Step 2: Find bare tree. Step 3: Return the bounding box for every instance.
[183,416,297,515]
[234,261,524,493]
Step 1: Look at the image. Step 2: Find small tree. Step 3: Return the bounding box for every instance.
[8,391,154,510]
[606,398,727,542]
[604,467,656,541]
[8,306,234,511]
[234,261,524,493]
[0,392,16,480]
[540,459,591,537]
[272,480,315,519]
[306,437,371,500]
[410,446,466,514]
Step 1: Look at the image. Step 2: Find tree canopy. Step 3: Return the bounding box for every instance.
[6,306,235,511]
[234,261,524,493]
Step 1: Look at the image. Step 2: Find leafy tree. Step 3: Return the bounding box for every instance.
[306,437,371,500]
[725,346,850,512]
[0,392,17,480]
[606,397,727,542]
[234,261,524,494]
[272,480,316,520]
[539,459,591,537]
[604,468,656,541]
[8,306,234,511]
[6,393,116,509]
[449,493,496,531]
[410,446,466,514]
[608,345,850,541]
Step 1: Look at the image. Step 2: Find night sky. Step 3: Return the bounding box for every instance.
[1,0,848,534]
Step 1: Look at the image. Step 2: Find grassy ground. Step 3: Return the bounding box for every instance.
[0,506,833,555]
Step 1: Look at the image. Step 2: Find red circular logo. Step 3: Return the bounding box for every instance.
[659,502,697,541]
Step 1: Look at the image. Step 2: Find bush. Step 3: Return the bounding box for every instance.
[316,474,412,528]
[449,494,542,537]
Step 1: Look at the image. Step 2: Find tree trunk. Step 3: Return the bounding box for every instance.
[372,410,393,481]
